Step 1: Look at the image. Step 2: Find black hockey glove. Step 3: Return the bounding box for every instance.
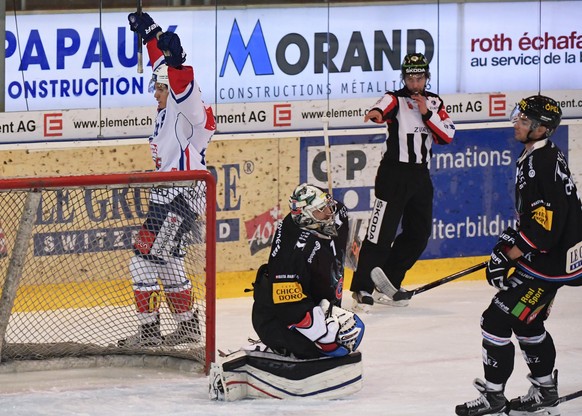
[493,227,518,252]
[157,32,186,68]
[486,246,515,291]
[128,12,162,44]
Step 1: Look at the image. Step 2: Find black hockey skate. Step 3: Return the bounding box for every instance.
[118,320,163,347]
[508,370,560,415]
[455,379,508,416]
[351,291,374,313]
[352,291,374,305]
[370,267,409,307]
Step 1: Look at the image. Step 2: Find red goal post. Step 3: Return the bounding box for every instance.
[0,171,216,373]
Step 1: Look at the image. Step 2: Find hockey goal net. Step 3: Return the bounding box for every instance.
[0,171,216,372]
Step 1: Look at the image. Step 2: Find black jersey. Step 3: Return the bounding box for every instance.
[513,139,582,283]
[252,202,349,329]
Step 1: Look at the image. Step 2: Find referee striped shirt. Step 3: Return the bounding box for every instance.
[369,88,455,165]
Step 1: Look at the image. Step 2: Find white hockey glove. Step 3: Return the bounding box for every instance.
[320,299,365,353]
[288,306,349,357]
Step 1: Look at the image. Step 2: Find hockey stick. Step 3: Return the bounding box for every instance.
[322,116,332,198]
[557,387,582,404]
[136,0,143,74]
[392,261,488,301]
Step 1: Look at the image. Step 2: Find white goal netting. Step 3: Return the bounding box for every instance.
[0,171,216,372]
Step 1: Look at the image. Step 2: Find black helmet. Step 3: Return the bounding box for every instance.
[511,95,562,137]
[401,53,430,78]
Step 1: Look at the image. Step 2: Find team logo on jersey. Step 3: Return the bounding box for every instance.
[531,206,553,231]
[272,281,307,304]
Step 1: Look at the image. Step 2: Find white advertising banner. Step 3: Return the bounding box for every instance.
[1,89,581,142]
[2,1,581,140]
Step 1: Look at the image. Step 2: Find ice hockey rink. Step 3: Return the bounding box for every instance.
[1,280,581,416]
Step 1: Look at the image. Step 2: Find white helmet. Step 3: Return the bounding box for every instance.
[148,64,169,92]
[289,184,337,237]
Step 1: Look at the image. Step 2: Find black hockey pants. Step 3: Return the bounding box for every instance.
[481,269,562,384]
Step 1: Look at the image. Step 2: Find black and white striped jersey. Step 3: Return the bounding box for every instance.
[369,88,455,165]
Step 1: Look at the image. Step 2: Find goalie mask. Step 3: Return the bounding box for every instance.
[510,95,562,139]
[289,184,337,237]
[149,64,169,93]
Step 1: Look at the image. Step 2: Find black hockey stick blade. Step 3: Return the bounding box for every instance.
[392,261,488,301]
[558,388,582,404]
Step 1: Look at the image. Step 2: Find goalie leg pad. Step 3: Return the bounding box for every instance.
[208,349,363,401]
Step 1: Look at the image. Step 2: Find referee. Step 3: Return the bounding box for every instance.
[350,53,456,308]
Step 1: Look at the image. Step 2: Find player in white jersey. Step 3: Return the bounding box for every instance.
[119,11,216,347]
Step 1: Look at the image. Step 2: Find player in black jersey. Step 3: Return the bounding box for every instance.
[456,95,582,416]
[350,52,455,308]
[252,184,364,359]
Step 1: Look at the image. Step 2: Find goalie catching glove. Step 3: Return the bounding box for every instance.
[288,300,365,357]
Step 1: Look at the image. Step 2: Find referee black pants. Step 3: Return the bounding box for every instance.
[350,160,433,293]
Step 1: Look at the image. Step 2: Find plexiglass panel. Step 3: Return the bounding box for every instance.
[1,1,581,123]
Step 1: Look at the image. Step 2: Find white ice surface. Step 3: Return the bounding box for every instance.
[1,280,581,415]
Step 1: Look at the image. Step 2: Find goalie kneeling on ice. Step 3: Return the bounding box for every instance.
[209,348,363,401]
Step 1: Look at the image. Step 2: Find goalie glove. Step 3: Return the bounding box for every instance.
[320,299,365,354]
[288,305,349,358]
[315,314,350,357]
